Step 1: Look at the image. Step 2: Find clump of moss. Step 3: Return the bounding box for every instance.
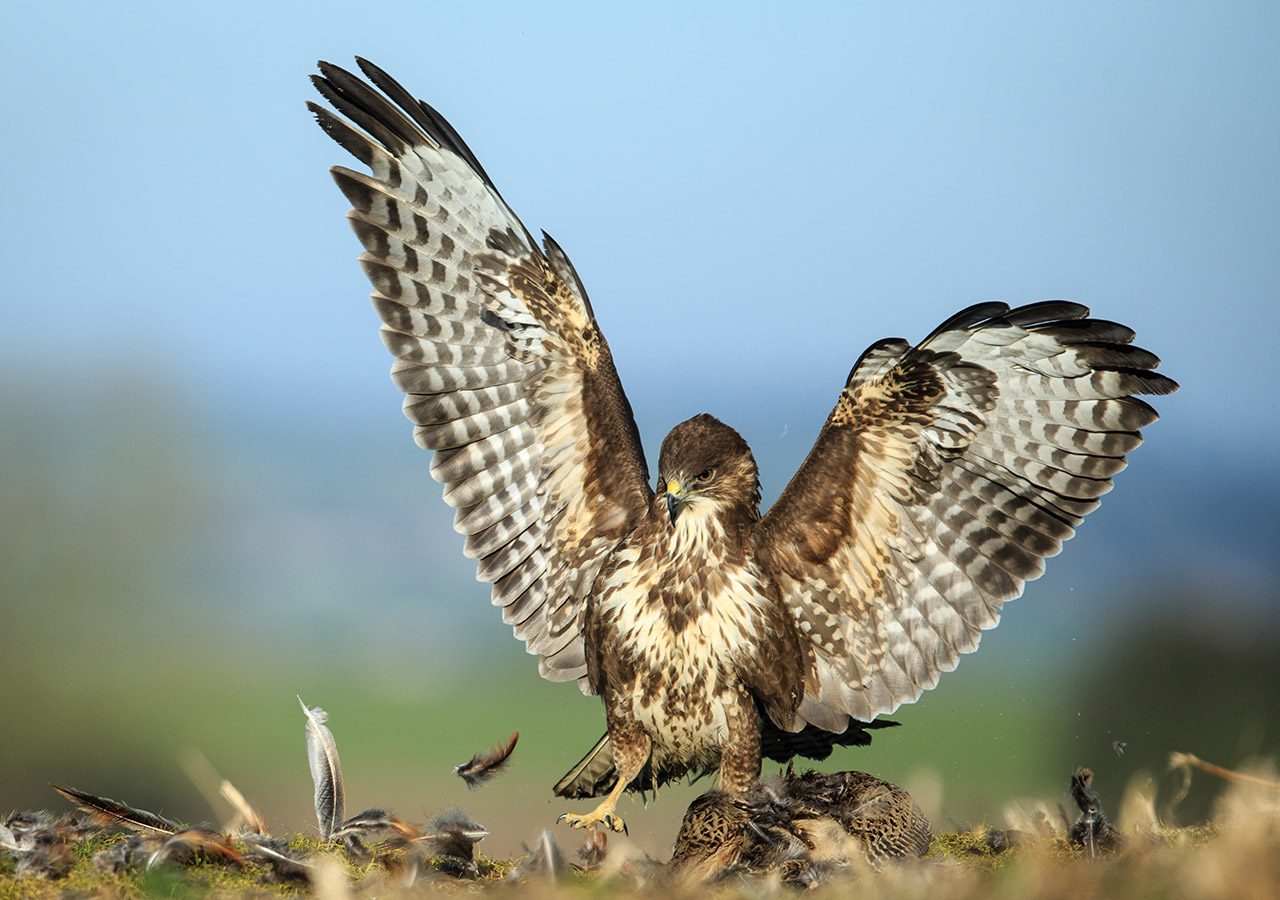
[927,827,1033,872]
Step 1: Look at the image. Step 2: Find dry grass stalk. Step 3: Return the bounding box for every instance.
[1168,752,1280,791]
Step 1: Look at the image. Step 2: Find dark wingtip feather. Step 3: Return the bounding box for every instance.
[311,66,411,158]
[1070,342,1160,370]
[1002,301,1090,327]
[312,57,536,248]
[307,102,377,167]
[923,302,1011,343]
[1111,366,1180,396]
[847,337,910,380]
[346,55,496,189]
[1036,318,1137,344]
[319,61,424,149]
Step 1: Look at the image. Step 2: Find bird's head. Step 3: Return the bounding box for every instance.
[656,414,761,527]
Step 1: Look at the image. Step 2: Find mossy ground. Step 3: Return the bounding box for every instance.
[0,821,1266,899]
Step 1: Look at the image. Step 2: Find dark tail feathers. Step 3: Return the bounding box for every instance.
[553,717,898,800]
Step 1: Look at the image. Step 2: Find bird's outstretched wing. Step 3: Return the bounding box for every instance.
[754,302,1176,727]
[309,60,652,685]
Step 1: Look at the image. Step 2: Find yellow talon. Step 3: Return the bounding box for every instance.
[557,808,628,834]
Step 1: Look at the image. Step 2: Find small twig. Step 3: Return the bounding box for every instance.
[1168,753,1280,791]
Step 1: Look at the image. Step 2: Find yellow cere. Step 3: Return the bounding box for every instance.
[667,480,683,496]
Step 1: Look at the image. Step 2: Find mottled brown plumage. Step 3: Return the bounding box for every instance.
[668,770,933,884]
[312,59,1177,833]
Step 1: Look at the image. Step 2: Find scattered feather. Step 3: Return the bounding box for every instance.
[178,750,232,828]
[240,833,313,883]
[219,779,267,835]
[179,748,270,834]
[454,731,519,788]
[576,829,608,872]
[4,811,101,851]
[515,829,566,883]
[147,828,245,869]
[342,833,373,866]
[334,808,421,866]
[2,811,100,879]
[51,785,181,835]
[299,696,346,840]
[92,834,163,873]
[333,808,420,844]
[1067,768,1122,856]
[419,809,486,877]
[14,833,75,880]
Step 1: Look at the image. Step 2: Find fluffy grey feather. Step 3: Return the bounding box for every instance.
[515,829,566,883]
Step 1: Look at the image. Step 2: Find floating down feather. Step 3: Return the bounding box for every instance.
[454,731,519,788]
[298,696,345,840]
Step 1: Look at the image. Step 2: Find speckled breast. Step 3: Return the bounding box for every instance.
[596,535,775,765]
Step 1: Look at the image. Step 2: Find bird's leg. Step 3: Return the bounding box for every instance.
[559,726,650,834]
[718,695,761,794]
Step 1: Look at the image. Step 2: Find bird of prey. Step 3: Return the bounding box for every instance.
[308,59,1177,833]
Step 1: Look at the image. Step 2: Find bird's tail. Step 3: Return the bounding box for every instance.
[554,733,718,798]
[553,733,618,799]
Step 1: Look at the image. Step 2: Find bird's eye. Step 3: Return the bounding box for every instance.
[694,467,715,483]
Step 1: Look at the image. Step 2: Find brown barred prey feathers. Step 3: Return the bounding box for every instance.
[668,770,933,885]
[311,58,1178,833]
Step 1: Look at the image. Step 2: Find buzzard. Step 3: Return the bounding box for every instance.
[309,59,1177,832]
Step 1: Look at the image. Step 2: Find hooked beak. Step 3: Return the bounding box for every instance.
[665,479,688,525]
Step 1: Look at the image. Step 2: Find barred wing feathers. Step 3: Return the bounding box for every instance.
[756,302,1176,727]
[310,60,652,684]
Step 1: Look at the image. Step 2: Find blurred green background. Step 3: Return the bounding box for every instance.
[3,1,1279,860]
[3,346,1276,859]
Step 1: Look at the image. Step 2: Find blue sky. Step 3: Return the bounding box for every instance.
[3,2,1276,453]
[2,2,1277,626]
